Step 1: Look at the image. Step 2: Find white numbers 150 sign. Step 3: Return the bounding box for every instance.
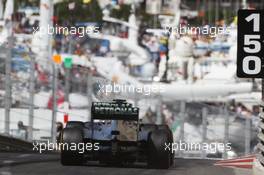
[237,10,263,78]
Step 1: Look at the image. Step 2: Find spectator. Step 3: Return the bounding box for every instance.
[146,36,159,62]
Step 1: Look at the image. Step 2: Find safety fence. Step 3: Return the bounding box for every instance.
[157,100,259,159]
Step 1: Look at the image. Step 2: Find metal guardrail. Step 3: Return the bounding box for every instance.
[258,110,264,166]
[0,134,33,151]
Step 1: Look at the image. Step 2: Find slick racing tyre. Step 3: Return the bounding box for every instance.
[158,125,174,166]
[147,129,171,169]
[157,125,172,139]
[140,124,158,133]
[61,127,84,166]
[65,121,84,129]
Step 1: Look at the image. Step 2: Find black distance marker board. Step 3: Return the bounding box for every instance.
[237,10,264,78]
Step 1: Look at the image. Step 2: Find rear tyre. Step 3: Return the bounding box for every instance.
[65,121,84,129]
[147,129,171,169]
[157,125,172,140]
[61,127,84,166]
[158,125,174,166]
[140,124,158,133]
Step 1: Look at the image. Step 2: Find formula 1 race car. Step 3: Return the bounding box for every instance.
[60,99,174,169]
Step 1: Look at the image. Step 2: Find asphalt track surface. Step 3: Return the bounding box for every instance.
[0,153,250,175]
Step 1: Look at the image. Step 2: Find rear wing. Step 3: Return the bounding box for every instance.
[91,100,139,121]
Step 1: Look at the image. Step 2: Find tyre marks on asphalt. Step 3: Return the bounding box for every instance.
[0,161,13,175]
[0,156,235,175]
[0,153,252,175]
